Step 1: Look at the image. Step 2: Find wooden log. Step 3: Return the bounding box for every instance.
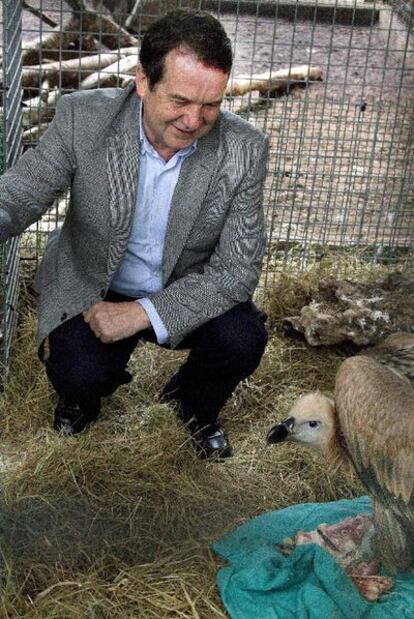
[21,47,138,89]
[22,26,78,66]
[125,0,142,30]
[23,122,50,144]
[22,18,98,66]
[22,88,60,129]
[226,65,323,97]
[80,54,138,89]
[80,71,135,89]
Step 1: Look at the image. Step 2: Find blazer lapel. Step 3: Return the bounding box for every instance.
[162,124,219,285]
[106,88,141,277]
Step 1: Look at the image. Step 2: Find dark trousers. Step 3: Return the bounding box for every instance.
[45,291,268,426]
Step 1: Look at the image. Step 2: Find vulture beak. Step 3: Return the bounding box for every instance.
[267,416,295,444]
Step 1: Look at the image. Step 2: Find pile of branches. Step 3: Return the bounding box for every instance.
[10,0,323,144]
[18,0,142,143]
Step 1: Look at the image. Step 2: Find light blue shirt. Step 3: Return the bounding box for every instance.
[110,112,197,344]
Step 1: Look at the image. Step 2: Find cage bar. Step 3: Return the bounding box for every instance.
[0,0,23,387]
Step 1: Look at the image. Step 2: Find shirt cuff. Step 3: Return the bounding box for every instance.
[137,298,170,345]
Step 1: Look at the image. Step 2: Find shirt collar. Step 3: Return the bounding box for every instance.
[139,102,197,161]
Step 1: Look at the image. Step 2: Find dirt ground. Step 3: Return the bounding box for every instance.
[220,14,414,252]
[224,12,414,102]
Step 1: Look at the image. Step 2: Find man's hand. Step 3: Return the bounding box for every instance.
[83,301,151,343]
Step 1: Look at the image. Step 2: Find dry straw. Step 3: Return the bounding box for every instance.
[0,258,390,617]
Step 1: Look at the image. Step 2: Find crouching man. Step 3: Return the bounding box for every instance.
[0,9,269,459]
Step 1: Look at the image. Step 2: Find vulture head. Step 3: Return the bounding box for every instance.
[267,392,336,455]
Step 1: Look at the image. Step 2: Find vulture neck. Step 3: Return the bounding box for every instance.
[325,414,353,475]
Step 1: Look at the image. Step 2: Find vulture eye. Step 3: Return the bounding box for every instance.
[308,420,320,428]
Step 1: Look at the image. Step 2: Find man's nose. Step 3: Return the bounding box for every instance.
[182,105,203,131]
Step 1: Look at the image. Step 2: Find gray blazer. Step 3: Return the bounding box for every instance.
[0,83,269,348]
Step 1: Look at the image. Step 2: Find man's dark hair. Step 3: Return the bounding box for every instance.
[139,9,233,89]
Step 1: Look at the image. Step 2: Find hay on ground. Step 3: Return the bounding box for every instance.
[0,274,364,618]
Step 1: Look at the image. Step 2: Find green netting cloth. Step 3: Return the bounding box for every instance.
[212,497,414,619]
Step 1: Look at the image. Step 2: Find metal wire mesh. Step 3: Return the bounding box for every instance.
[2,0,414,339]
[393,0,414,31]
[0,0,23,387]
[217,1,414,277]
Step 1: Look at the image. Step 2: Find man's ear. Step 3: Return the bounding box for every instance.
[135,65,148,98]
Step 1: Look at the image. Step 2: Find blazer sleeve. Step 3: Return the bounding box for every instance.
[0,95,75,243]
[148,134,269,348]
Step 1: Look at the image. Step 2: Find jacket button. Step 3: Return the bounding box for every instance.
[60,312,68,321]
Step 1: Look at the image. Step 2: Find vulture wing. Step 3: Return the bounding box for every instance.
[335,355,414,513]
[364,332,414,383]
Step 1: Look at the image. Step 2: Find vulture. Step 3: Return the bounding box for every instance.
[267,333,414,575]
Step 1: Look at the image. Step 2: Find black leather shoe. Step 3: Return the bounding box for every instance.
[53,397,98,435]
[189,422,233,460]
[160,373,233,460]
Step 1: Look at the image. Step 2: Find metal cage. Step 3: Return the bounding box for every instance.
[0,0,23,387]
[0,0,413,380]
[17,1,414,267]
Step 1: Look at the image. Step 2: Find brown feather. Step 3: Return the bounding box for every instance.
[335,354,414,508]
[325,421,353,475]
[363,332,414,384]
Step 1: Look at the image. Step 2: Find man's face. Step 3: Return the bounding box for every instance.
[136,47,229,160]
